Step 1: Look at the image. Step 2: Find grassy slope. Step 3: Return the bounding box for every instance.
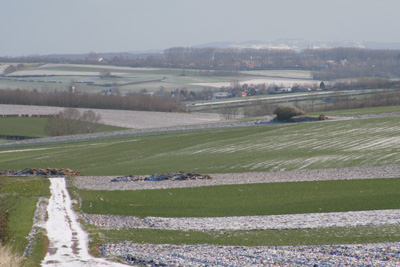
[81,178,400,246]
[77,178,400,217]
[0,177,50,266]
[1,117,400,175]
[95,225,400,247]
[80,177,400,247]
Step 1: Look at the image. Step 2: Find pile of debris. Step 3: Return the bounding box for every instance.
[110,172,212,183]
[0,168,82,177]
[291,115,331,122]
[145,172,212,181]
[110,175,141,183]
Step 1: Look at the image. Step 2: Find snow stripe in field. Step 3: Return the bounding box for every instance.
[83,208,400,231]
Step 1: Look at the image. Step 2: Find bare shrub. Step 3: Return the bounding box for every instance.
[220,106,238,120]
[274,106,306,122]
[44,108,103,136]
[80,110,102,133]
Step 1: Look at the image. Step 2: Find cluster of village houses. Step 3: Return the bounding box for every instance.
[98,85,315,101]
[211,86,313,100]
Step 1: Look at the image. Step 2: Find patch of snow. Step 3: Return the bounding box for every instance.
[0,148,53,154]
[0,64,11,74]
[192,78,319,88]
[39,63,160,71]
[42,178,126,266]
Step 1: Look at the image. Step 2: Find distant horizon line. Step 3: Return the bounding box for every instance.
[2,39,400,58]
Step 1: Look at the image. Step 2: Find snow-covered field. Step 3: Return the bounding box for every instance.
[192,77,319,88]
[0,104,223,129]
[39,63,160,71]
[6,70,131,77]
[0,64,11,74]
[5,63,160,77]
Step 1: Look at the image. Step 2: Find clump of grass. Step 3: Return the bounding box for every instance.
[0,244,24,267]
[0,177,50,265]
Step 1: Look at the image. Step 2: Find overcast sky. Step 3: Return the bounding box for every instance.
[1,0,399,56]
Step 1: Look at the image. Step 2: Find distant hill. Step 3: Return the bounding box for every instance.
[7,39,400,62]
[40,51,163,60]
[195,39,400,51]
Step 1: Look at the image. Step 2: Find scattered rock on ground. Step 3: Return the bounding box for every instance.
[110,176,141,183]
[110,172,212,183]
[0,168,82,177]
[144,172,212,181]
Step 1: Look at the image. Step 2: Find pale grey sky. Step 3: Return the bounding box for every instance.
[1,0,399,56]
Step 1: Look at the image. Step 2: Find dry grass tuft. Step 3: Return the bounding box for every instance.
[0,245,24,267]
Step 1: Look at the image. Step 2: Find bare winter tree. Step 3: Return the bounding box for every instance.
[80,110,102,133]
[99,70,112,79]
[44,108,103,136]
[220,106,238,120]
[61,108,82,133]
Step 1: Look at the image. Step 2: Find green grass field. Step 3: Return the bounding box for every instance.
[0,118,48,138]
[1,116,399,175]
[77,178,400,218]
[79,178,400,247]
[94,224,400,247]
[0,177,50,266]
[1,105,400,255]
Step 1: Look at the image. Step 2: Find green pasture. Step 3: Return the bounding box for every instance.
[80,177,400,247]
[1,116,399,175]
[0,176,50,266]
[0,118,48,138]
[77,178,400,218]
[94,224,400,247]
